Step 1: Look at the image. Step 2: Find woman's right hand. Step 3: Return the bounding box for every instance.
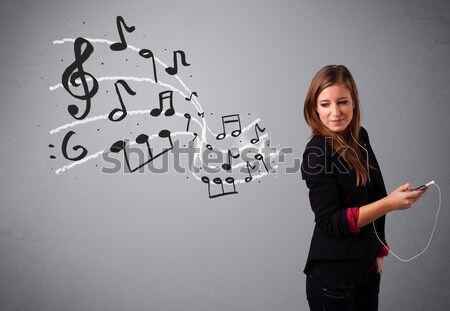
[387,183,428,211]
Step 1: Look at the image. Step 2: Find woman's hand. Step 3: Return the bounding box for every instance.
[386,183,428,211]
[376,257,384,275]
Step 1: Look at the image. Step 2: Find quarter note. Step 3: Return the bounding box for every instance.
[139,48,158,83]
[245,161,256,182]
[184,113,191,131]
[61,37,99,120]
[165,50,190,75]
[185,92,198,101]
[250,123,266,144]
[110,16,135,51]
[108,80,136,122]
[61,131,88,161]
[150,91,175,117]
[216,114,242,140]
[201,176,238,199]
[222,148,240,171]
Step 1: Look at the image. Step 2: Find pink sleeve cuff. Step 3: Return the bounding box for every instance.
[377,245,390,257]
[346,207,360,234]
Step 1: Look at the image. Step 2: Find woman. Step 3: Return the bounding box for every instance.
[301,65,428,311]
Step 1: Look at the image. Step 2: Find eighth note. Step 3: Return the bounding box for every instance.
[216,114,242,140]
[250,123,266,144]
[110,16,135,51]
[151,91,175,117]
[165,50,190,75]
[201,176,238,199]
[245,161,256,182]
[185,92,198,101]
[108,80,136,122]
[222,149,240,171]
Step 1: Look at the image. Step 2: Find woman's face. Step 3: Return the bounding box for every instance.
[316,84,354,133]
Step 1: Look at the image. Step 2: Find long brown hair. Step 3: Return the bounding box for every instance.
[303,65,369,186]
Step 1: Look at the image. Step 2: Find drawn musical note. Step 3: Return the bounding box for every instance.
[206,144,213,150]
[150,91,175,117]
[250,123,266,144]
[191,133,198,142]
[108,80,136,122]
[165,50,190,75]
[185,92,198,101]
[201,176,238,199]
[216,114,242,140]
[109,129,173,173]
[184,113,191,131]
[222,149,240,171]
[61,131,88,161]
[110,16,135,51]
[139,49,158,83]
[198,112,205,118]
[255,153,269,173]
[61,37,99,120]
[245,161,256,182]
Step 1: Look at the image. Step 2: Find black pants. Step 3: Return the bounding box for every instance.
[306,270,381,311]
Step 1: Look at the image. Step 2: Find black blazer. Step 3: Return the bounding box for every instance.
[301,127,388,270]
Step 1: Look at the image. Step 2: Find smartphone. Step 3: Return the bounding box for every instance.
[412,180,435,191]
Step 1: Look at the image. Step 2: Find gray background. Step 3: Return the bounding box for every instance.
[1,0,449,310]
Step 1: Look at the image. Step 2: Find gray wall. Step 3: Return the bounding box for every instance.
[1,0,449,310]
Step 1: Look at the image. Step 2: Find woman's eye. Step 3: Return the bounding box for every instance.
[320,103,330,107]
[338,100,348,105]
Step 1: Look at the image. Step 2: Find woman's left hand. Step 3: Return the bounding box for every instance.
[376,257,384,275]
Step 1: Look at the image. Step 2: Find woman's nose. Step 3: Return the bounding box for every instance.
[331,104,340,116]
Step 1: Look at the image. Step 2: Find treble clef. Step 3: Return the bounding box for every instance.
[61,37,99,120]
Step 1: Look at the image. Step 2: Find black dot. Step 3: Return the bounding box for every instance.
[61,59,64,62]
[96,165,98,167]
[106,90,108,93]
[126,59,128,61]
[248,113,251,115]
[101,62,104,65]
[97,129,99,131]
[137,123,139,126]
[210,113,213,115]
[82,21,85,24]
[37,124,40,127]
[143,35,146,38]
[190,75,192,77]
[240,140,242,143]
[164,48,167,51]
[258,181,261,183]
[41,77,43,79]
[104,34,107,36]
[186,176,189,179]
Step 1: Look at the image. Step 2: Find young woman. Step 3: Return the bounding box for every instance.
[301,65,428,311]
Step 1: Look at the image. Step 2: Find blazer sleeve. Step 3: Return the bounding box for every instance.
[360,127,389,254]
[302,136,355,238]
